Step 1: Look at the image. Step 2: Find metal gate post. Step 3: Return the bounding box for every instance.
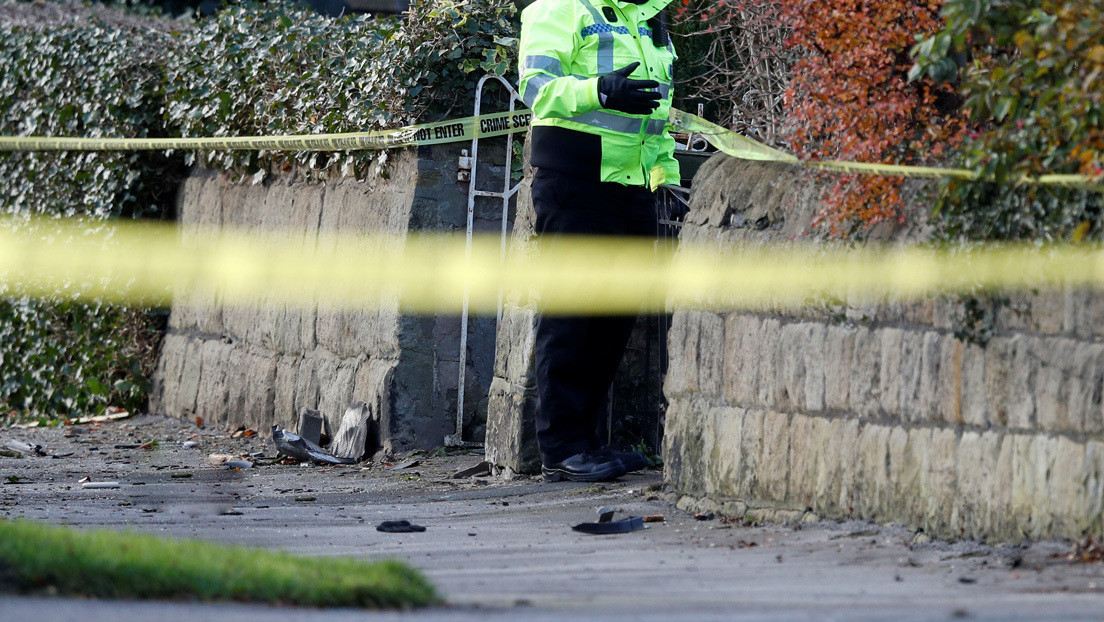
[445,75,525,448]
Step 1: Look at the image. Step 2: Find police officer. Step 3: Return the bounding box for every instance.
[518,0,678,481]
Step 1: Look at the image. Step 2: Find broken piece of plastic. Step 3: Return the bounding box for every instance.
[271,425,356,465]
[297,408,324,446]
[330,402,379,462]
[2,438,45,457]
[376,520,426,533]
[81,481,121,489]
[572,516,646,534]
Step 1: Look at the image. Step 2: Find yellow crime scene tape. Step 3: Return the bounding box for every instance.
[1,218,1103,314]
[667,109,1104,191]
[0,105,1098,189]
[0,110,534,152]
[0,106,1102,313]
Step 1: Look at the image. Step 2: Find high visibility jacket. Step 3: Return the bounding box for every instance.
[519,0,679,189]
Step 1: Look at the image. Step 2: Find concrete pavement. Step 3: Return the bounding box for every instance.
[2,415,1103,620]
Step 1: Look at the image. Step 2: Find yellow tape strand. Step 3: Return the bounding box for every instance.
[0,104,1098,188]
[666,109,1104,190]
[2,218,1102,314]
[0,111,533,152]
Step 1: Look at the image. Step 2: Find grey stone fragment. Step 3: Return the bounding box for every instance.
[330,401,378,461]
[297,408,324,446]
[485,377,540,474]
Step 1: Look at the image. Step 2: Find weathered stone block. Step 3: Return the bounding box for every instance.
[195,340,233,426]
[776,323,807,412]
[984,337,1015,428]
[1010,435,1045,539]
[738,408,765,501]
[878,328,905,420]
[901,428,933,525]
[754,318,782,408]
[953,431,999,538]
[318,357,359,434]
[222,348,250,429]
[961,341,987,427]
[273,355,299,429]
[898,330,924,422]
[662,399,699,495]
[936,337,963,425]
[1047,436,1088,537]
[704,406,747,499]
[884,426,913,519]
[663,310,699,398]
[697,312,725,399]
[828,418,860,515]
[923,428,957,534]
[849,327,881,418]
[988,433,1017,537]
[802,323,827,412]
[1028,292,1064,334]
[823,325,854,411]
[1081,441,1104,535]
[175,337,204,417]
[787,413,818,507]
[149,333,186,416]
[1034,337,1079,433]
[914,332,943,423]
[723,315,755,406]
[295,357,322,415]
[1007,336,1038,429]
[242,352,278,430]
[855,424,890,519]
[1064,289,1104,340]
[508,308,537,387]
[1072,342,1104,435]
[757,410,791,504]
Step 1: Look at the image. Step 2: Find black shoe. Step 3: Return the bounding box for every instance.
[595,446,649,473]
[542,451,628,482]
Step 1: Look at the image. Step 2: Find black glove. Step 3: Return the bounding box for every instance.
[597,62,661,115]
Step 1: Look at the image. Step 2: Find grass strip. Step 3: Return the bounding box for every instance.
[0,519,439,608]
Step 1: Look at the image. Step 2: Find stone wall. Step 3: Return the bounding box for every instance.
[151,144,510,452]
[664,154,1104,542]
[484,142,541,475]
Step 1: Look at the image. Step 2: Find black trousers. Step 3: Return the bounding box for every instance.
[531,168,657,466]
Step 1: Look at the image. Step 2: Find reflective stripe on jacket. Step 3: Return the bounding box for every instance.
[519,0,679,189]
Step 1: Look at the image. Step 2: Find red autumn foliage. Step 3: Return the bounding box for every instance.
[779,0,966,237]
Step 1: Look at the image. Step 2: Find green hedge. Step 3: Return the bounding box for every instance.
[0,0,518,423]
[912,0,1104,242]
[0,18,179,421]
[164,0,517,176]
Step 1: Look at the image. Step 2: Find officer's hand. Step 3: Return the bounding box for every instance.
[598,62,661,115]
